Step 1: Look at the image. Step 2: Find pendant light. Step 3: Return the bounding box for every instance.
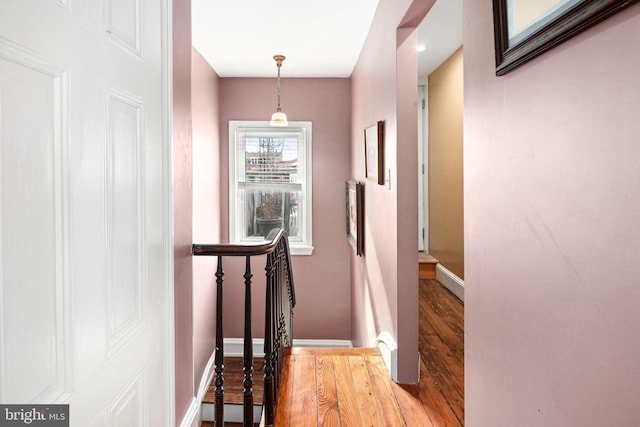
[269,54,288,126]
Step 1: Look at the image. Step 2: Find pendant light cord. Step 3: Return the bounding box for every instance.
[274,55,285,112]
[276,64,282,110]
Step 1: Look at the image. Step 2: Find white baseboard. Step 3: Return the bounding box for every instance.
[293,339,353,348]
[436,263,464,302]
[374,332,398,381]
[223,338,353,357]
[178,397,199,427]
[179,351,217,427]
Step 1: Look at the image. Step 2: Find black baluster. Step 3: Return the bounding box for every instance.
[274,249,282,395]
[263,252,275,425]
[215,256,225,427]
[243,256,254,426]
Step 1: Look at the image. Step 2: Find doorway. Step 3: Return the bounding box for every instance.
[417,0,464,297]
[415,0,465,424]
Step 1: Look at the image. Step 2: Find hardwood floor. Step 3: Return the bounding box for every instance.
[401,278,464,426]
[201,278,464,426]
[276,347,409,426]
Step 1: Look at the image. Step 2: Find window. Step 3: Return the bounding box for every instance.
[229,121,313,255]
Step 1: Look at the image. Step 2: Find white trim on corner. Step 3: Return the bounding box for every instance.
[179,351,216,427]
[436,263,464,302]
[223,338,353,357]
[375,332,398,381]
[178,397,199,427]
[197,351,217,403]
[161,0,176,425]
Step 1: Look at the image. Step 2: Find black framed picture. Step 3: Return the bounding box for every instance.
[346,180,364,256]
[493,0,639,75]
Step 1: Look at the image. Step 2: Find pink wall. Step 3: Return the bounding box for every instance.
[350,0,434,383]
[191,48,220,395]
[173,0,193,422]
[464,2,640,425]
[218,78,352,340]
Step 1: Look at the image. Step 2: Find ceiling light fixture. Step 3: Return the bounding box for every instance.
[269,54,288,127]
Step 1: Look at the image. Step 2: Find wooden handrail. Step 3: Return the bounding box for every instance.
[192,228,296,427]
[192,228,286,257]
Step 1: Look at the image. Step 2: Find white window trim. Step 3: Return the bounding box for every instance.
[229,120,313,255]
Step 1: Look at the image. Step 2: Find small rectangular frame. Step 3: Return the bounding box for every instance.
[346,180,364,256]
[364,121,384,185]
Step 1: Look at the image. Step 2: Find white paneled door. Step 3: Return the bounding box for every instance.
[0,0,173,426]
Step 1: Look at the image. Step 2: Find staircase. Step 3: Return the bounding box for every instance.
[194,234,433,426]
[419,252,438,279]
[193,228,296,427]
[202,357,264,425]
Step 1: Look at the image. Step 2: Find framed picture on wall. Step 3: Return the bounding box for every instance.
[364,121,384,185]
[346,180,364,256]
[493,0,639,75]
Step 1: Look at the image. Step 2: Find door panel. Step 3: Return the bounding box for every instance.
[0,1,171,425]
[0,39,67,405]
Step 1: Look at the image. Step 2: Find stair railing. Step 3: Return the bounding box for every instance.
[192,228,296,427]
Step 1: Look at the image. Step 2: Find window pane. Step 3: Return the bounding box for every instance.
[240,189,302,239]
[245,137,299,183]
[238,129,304,185]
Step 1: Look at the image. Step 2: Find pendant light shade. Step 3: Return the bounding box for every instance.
[269,55,288,126]
[270,109,288,126]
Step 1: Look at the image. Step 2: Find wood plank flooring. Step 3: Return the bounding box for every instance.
[275,347,407,426]
[201,278,464,426]
[273,279,463,426]
[394,278,464,426]
[416,278,464,425]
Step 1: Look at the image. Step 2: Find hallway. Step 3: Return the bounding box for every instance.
[202,278,464,426]
[407,278,464,426]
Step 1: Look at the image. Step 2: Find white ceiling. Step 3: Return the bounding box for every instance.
[418,0,463,77]
[192,0,462,78]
